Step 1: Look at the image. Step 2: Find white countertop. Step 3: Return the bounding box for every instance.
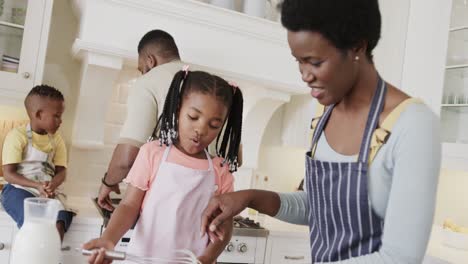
[425,226,468,264]
[0,195,103,226]
[3,197,466,263]
[65,196,103,225]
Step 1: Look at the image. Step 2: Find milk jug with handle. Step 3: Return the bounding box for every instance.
[10,197,62,264]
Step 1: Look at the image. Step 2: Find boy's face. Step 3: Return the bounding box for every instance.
[37,99,64,134]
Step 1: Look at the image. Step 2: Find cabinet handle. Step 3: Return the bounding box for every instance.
[284,255,305,260]
[61,245,71,251]
[22,72,30,79]
[0,243,4,250]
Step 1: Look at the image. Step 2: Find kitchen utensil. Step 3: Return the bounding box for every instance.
[79,248,202,264]
[10,198,62,264]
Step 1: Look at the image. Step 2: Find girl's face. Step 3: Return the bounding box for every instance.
[176,91,228,159]
[288,30,359,106]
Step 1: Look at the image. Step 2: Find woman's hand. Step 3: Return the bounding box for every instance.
[82,238,116,264]
[201,190,281,240]
[201,192,250,237]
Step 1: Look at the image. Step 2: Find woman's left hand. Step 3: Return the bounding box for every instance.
[201,192,250,239]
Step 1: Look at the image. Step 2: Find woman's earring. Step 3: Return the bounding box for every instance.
[354,56,360,61]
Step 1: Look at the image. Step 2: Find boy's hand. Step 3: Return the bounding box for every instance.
[45,177,63,194]
[35,182,51,198]
[42,182,56,198]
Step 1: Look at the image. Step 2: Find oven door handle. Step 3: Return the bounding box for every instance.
[284,255,305,260]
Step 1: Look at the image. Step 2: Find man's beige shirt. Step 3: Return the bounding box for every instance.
[119,60,188,147]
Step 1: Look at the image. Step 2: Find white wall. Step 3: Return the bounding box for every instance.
[434,169,468,225]
[256,99,308,193]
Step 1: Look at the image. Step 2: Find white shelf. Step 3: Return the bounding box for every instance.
[0,21,24,30]
[446,64,468,69]
[441,104,468,107]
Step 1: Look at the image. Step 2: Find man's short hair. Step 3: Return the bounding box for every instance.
[137,29,180,59]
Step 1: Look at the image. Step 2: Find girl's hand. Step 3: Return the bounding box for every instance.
[201,192,250,239]
[82,238,116,264]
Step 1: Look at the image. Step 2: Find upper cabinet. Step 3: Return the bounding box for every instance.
[440,0,468,169]
[0,0,53,105]
[441,0,468,143]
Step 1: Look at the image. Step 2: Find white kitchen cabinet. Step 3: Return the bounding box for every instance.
[60,223,102,264]
[439,0,468,170]
[0,0,53,105]
[0,224,15,263]
[265,235,311,264]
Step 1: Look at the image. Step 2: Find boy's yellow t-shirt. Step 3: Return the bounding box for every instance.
[2,125,67,167]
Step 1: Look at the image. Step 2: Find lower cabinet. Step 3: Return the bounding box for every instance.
[0,222,16,264]
[60,223,102,264]
[265,235,311,264]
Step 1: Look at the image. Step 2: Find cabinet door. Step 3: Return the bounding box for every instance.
[61,225,102,264]
[0,0,52,102]
[0,225,14,263]
[267,237,311,264]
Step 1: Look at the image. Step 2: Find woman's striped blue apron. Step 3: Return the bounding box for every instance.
[305,77,386,262]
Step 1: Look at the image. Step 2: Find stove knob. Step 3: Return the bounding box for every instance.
[237,243,248,253]
[226,242,234,252]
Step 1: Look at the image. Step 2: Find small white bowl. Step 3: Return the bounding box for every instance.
[441,228,468,251]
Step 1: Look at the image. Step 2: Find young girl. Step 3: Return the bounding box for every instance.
[84,68,243,264]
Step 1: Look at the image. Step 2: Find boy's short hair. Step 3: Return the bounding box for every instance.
[25,85,64,102]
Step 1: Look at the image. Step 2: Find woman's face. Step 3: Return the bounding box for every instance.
[288,30,359,106]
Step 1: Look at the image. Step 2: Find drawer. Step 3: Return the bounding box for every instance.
[0,225,15,263]
[268,237,311,264]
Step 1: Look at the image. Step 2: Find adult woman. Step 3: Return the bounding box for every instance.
[201,0,441,263]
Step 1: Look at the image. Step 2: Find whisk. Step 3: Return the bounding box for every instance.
[79,248,202,264]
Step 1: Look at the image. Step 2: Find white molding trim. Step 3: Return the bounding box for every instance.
[72,40,125,69]
[72,39,134,63]
[102,0,287,46]
[72,39,307,95]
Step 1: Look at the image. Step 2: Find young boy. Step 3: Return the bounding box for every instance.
[1,85,73,240]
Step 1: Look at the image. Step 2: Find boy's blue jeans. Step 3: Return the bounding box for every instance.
[1,184,73,231]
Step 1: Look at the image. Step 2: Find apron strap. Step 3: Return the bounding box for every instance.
[357,77,387,163]
[163,145,214,171]
[26,123,33,144]
[162,144,172,162]
[203,149,214,171]
[309,104,334,158]
[26,123,57,155]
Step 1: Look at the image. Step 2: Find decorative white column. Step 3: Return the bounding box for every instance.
[71,40,123,149]
[243,0,266,18]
